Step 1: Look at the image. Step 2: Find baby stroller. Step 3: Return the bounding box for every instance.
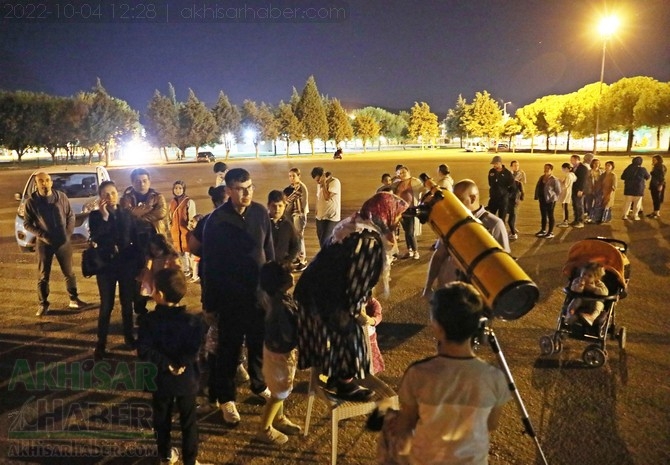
[539,237,629,367]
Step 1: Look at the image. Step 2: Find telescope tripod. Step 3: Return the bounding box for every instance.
[481,322,549,465]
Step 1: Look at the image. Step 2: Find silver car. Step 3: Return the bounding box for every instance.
[14,166,111,252]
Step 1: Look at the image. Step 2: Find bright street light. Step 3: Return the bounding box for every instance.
[593,15,619,155]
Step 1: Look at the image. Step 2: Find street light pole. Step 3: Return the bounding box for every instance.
[593,15,619,156]
[503,101,512,118]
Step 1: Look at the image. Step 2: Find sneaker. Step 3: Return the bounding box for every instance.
[535,230,546,237]
[544,232,555,239]
[255,387,272,402]
[557,221,569,228]
[400,251,414,259]
[509,233,518,240]
[235,364,250,384]
[36,304,49,317]
[633,216,641,221]
[221,401,240,425]
[294,261,308,272]
[273,416,303,435]
[412,251,420,260]
[160,447,179,464]
[622,216,629,220]
[571,222,584,229]
[68,298,89,310]
[257,426,288,445]
[189,276,200,283]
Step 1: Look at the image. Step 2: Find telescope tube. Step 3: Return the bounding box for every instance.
[418,185,539,320]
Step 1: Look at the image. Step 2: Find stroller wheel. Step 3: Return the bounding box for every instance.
[553,336,563,354]
[539,336,555,356]
[583,345,607,367]
[617,326,627,350]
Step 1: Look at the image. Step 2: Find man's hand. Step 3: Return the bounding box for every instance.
[168,364,185,376]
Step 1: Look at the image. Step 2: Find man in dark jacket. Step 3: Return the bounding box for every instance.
[621,156,651,220]
[487,155,515,222]
[570,154,589,228]
[201,168,274,425]
[24,172,87,316]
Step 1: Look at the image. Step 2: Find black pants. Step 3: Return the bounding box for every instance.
[400,215,417,251]
[213,296,265,403]
[507,201,518,234]
[487,195,509,221]
[651,186,665,211]
[152,393,198,465]
[571,191,584,222]
[316,219,338,249]
[36,240,78,307]
[539,200,556,233]
[95,263,136,348]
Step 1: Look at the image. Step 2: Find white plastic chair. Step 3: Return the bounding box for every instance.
[303,326,399,465]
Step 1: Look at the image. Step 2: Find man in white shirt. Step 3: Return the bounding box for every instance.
[310,167,341,248]
[423,179,510,299]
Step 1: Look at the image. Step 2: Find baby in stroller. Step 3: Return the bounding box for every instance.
[566,262,609,326]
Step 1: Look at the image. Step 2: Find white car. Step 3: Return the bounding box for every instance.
[465,142,489,152]
[14,166,111,252]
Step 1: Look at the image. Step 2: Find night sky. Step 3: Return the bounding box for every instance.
[1,0,669,118]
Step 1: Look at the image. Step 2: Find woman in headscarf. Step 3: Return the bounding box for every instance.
[169,180,196,277]
[294,192,408,401]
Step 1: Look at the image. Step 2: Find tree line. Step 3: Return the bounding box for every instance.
[1,74,668,165]
[446,76,670,152]
[0,75,440,164]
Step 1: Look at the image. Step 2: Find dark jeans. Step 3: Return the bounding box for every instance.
[539,200,556,233]
[36,240,77,307]
[651,186,664,211]
[572,191,584,222]
[152,393,198,465]
[400,215,417,251]
[95,263,136,348]
[487,195,509,221]
[316,219,338,249]
[213,296,265,403]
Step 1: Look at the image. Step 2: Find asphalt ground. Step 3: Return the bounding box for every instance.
[0,149,668,464]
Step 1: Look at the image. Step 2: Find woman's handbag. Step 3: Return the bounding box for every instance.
[81,242,110,278]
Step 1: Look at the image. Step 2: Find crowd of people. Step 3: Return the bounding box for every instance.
[22,152,665,464]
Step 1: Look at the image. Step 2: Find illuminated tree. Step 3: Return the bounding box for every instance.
[408,101,439,149]
[275,100,303,156]
[296,75,328,155]
[461,91,502,143]
[327,98,353,149]
[212,91,241,159]
[146,85,179,162]
[352,113,379,152]
[176,89,218,159]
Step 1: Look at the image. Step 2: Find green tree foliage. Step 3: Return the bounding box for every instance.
[327,98,353,149]
[557,92,580,151]
[603,76,660,151]
[145,87,179,162]
[501,118,521,151]
[529,95,564,152]
[0,91,44,161]
[212,91,241,159]
[352,113,379,152]
[408,101,439,149]
[77,79,138,165]
[241,100,277,157]
[445,94,468,145]
[176,89,218,159]
[461,91,502,143]
[635,81,670,150]
[275,100,303,157]
[295,76,328,155]
[515,105,540,153]
[355,106,403,149]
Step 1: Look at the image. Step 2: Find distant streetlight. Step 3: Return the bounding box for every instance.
[593,15,619,155]
[502,101,512,118]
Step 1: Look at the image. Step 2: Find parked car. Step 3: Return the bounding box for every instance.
[196,151,216,162]
[497,143,510,151]
[14,166,111,252]
[465,142,488,152]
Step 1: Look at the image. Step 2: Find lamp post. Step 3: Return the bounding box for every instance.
[593,15,619,155]
[502,101,512,118]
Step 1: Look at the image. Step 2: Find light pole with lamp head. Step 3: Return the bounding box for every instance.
[593,15,619,155]
[502,101,512,118]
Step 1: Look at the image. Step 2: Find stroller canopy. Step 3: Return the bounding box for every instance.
[562,239,628,290]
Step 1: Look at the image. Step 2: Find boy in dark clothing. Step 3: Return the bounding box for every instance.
[486,156,515,221]
[137,268,205,465]
[267,190,300,270]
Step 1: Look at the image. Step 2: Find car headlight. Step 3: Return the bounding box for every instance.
[82,198,100,214]
[17,203,25,218]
